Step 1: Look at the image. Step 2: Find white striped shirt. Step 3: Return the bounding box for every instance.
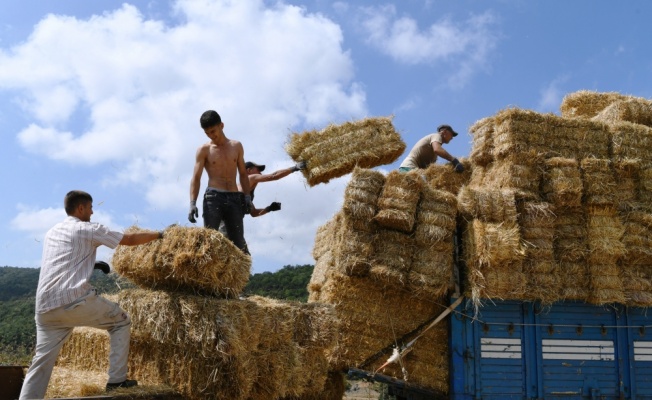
[35,216,124,313]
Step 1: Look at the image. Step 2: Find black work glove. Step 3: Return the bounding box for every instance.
[291,160,307,172]
[265,202,281,212]
[451,158,464,173]
[94,261,111,274]
[188,200,198,223]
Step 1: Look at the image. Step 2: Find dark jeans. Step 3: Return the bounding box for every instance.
[203,189,249,254]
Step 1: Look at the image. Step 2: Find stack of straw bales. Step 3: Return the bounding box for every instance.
[57,290,340,400]
[112,225,251,298]
[285,116,405,186]
[314,272,450,395]
[54,225,343,399]
[561,90,652,124]
[463,90,652,307]
[309,165,466,395]
[315,166,462,298]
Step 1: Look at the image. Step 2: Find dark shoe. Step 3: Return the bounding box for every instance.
[106,379,138,391]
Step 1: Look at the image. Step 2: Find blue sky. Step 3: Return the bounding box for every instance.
[1,0,651,274]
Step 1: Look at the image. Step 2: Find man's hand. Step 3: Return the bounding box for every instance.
[188,200,198,223]
[451,158,465,173]
[94,261,111,274]
[291,160,307,172]
[265,202,281,212]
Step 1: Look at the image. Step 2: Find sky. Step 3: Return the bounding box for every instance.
[1,0,651,274]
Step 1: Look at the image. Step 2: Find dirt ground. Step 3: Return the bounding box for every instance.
[343,380,382,399]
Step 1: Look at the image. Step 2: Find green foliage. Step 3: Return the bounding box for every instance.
[0,266,40,301]
[243,264,314,302]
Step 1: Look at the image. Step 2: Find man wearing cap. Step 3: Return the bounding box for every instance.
[398,124,464,173]
[241,160,306,217]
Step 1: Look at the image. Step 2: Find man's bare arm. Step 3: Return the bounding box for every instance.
[190,146,206,201]
[236,143,251,196]
[432,141,454,162]
[250,167,295,184]
[119,231,161,246]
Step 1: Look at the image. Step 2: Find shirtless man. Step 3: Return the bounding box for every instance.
[189,110,251,253]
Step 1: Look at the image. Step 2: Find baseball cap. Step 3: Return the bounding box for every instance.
[437,124,458,137]
[245,161,266,172]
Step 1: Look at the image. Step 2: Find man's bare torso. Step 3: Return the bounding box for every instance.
[202,139,241,192]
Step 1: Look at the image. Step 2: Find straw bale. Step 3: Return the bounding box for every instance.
[83,289,339,400]
[372,229,416,277]
[343,167,386,223]
[422,159,472,194]
[622,211,652,266]
[463,219,526,304]
[480,158,541,195]
[410,244,453,276]
[457,186,518,224]
[621,211,652,306]
[552,207,588,263]
[415,185,457,246]
[410,242,454,296]
[312,215,339,260]
[622,268,652,307]
[585,206,626,304]
[492,107,610,160]
[407,270,453,299]
[613,158,641,210]
[112,226,251,298]
[373,170,423,232]
[560,90,633,119]
[518,202,560,303]
[591,97,652,127]
[286,116,406,186]
[580,158,617,206]
[334,215,375,276]
[588,264,625,305]
[586,205,626,263]
[543,157,582,207]
[560,262,590,300]
[314,271,449,393]
[468,219,525,267]
[468,165,486,187]
[309,249,333,296]
[469,117,495,166]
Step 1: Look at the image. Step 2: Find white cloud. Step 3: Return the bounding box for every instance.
[358,5,499,88]
[537,75,569,113]
[0,0,369,272]
[0,0,366,205]
[11,204,119,237]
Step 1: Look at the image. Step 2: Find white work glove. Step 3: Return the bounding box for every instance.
[188,200,199,223]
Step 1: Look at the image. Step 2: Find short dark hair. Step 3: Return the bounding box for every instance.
[200,110,222,129]
[64,190,92,215]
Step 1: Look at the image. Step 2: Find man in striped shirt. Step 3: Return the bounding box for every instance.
[20,190,164,400]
